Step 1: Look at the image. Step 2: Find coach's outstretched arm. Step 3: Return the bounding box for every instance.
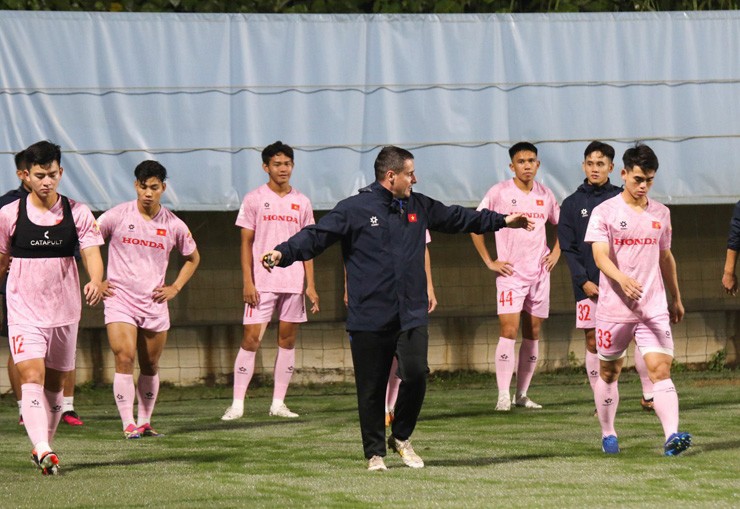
[260,205,349,272]
[421,194,533,234]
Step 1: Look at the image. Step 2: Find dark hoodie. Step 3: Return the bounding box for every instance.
[558,179,621,302]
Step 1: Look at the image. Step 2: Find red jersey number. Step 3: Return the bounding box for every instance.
[596,329,612,349]
[12,335,24,355]
[577,303,591,321]
[499,290,513,307]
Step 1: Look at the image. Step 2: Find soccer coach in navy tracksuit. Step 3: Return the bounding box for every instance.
[260,146,533,470]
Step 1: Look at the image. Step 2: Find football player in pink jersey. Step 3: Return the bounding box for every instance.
[221,141,319,421]
[0,140,105,475]
[99,160,200,439]
[585,143,691,456]
[3,151,87,427]
[558,141,655,413]
[471,142,560,411]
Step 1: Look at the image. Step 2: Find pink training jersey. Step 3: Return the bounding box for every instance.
[236,184,314,294]
[477,179,560,283]
[98,200,197,317]
[584,194,672,323]
[0,195,103,327]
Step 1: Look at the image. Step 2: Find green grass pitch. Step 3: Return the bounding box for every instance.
[1,371,738,508]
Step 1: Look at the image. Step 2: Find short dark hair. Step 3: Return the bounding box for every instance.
[134,160,167,183]
[14,150,27,171]
[23,140,62,169]
[262,141,294,164]
[374,146,414,181]
[584,141,615,161]
[622,143,659,172]
[508,142,538,160]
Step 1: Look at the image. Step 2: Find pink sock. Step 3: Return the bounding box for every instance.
[21,383,49,447]
[232,348,256,403]
[273,347,295,402]
[585,351,600,392]
[495,338,516,395]
[44,388,64,444]
[653,378,680,439]
[385,357,401,412]
[516,339,539,398]
[136,374,160,425]
[113,373,136,428]
[633,350,654,399]
[594,378,619,437]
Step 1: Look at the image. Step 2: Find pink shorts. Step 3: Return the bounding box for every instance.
[576,298,597,329]
[244,292,307,324]
[495,269,550,318]
[105,306,170,332]
[8,323,79,371]
[595,313,674,361]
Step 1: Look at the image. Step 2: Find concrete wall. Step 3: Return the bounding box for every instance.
[2,204,738,391]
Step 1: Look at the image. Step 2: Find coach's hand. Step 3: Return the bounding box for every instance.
[261,250,282,272]
[505,213,535,231]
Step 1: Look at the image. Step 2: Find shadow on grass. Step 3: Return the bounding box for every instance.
[426,452,572,467]
[173,418,302,434]
[694,439,740,452]
[64,450,237,473]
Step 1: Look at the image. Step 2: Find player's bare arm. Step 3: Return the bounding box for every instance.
[153,248,201,304]
[0,251,9,287]
[241,228,259,306]
[470,233,514,276]
[592,241,643,301]
[542,227,561,272]
[80,245,105,306]
[722,248,738,296]
[659,248,685,323]
[303,259,320,314]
